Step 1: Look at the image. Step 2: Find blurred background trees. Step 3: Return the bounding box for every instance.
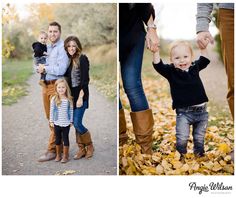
[2,3,117,103]
[2,3,17,59]
[2,3,117,60]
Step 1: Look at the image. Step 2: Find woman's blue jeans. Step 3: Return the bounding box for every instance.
[73,100,88,135]
[119,32,149,112]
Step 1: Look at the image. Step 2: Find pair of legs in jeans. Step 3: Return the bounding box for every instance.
[119,32,148,112]
[119,32,154,154]
[176,109,208,156]
[74,100,88,135]
[73,100,94,159]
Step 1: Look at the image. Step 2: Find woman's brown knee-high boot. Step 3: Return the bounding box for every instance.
[119,109,128,146]
[55,145,62,162]
[61,146,69,163]
[74,132,86,160]
[130,109,154,154]
[81,131,94,159]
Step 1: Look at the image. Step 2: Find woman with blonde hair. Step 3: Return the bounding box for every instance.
[64,36,94,160]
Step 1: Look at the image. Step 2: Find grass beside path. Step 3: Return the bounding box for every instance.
[90,63,117,101]
[2,59,33,105]
[2,44,117,105]
[85,43,117,101]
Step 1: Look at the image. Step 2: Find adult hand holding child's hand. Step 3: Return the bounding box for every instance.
[196,31,214,49]
[146,28,159,52]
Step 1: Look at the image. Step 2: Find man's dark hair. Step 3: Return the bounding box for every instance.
[48,21,61,32]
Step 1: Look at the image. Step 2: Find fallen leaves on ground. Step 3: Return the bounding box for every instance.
[119,74,234,175]
[55,170,77,175]
[2,86,28,105]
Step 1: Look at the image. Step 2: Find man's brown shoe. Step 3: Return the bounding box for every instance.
[38,152,56,162]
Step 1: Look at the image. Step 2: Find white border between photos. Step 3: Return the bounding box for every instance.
[1,0,235,198]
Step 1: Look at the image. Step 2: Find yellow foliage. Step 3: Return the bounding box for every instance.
[156,164,164,175]
[2,39,15,58]
[121,157,128,167]
[224,155,231,161]
[223,165,234,174]
[2,4,17,59]
[134,153,144,162]
[191,162,200,171]
[161,159,170,169]
[174,151,181,161]
[126,157,137,175]
[2,4,18,25]
[119,73,234,175]
[212,162,223,172]
[152,155,161,163]
[218,143,231,154]
[180,164,189,172]
[171,160,183,169]
[219,160,226,166]
[202,161,214,170]
[55,170,76,175]
[208,126,218,132]
[38,4,54,22]
[145,167,157,175]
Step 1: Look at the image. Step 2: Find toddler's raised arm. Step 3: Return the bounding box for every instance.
[153,48,160,64]
[200,46,210,60]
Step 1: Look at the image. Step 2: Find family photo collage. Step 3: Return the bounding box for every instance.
[1,0,235,197]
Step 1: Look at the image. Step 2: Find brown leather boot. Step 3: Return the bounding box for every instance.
[130,109,154,154]
[61,146,69,163]
[119,109,128,146]
[55,145,62,162]
[74,132,86,160]
[81,131,94,159]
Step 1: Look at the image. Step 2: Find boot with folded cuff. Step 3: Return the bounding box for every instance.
[130,109,154,154]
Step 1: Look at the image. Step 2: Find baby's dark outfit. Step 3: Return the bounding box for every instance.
[32,42,47,81]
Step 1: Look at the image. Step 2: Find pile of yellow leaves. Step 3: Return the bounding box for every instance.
[119,75,234,175]
[55,170,77,175]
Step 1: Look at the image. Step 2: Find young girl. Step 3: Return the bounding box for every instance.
[49,79,73,163]
[152,40,210,157]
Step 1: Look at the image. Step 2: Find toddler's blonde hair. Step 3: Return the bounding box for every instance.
[169,40,193,60]
[39,30,48,37]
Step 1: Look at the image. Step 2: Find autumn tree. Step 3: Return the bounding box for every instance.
[2,3,17,59]
[2,3,116,59]
[53,3,117,47]
[26,3,55,38]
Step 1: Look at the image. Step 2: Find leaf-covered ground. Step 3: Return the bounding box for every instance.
[119,71,234,175]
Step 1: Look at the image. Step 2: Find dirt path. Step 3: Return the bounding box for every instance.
[2,74,117,175]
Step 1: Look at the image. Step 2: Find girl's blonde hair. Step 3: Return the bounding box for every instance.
[64,36,82,69]
[53,78,73,107]
[169,40,193,60]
